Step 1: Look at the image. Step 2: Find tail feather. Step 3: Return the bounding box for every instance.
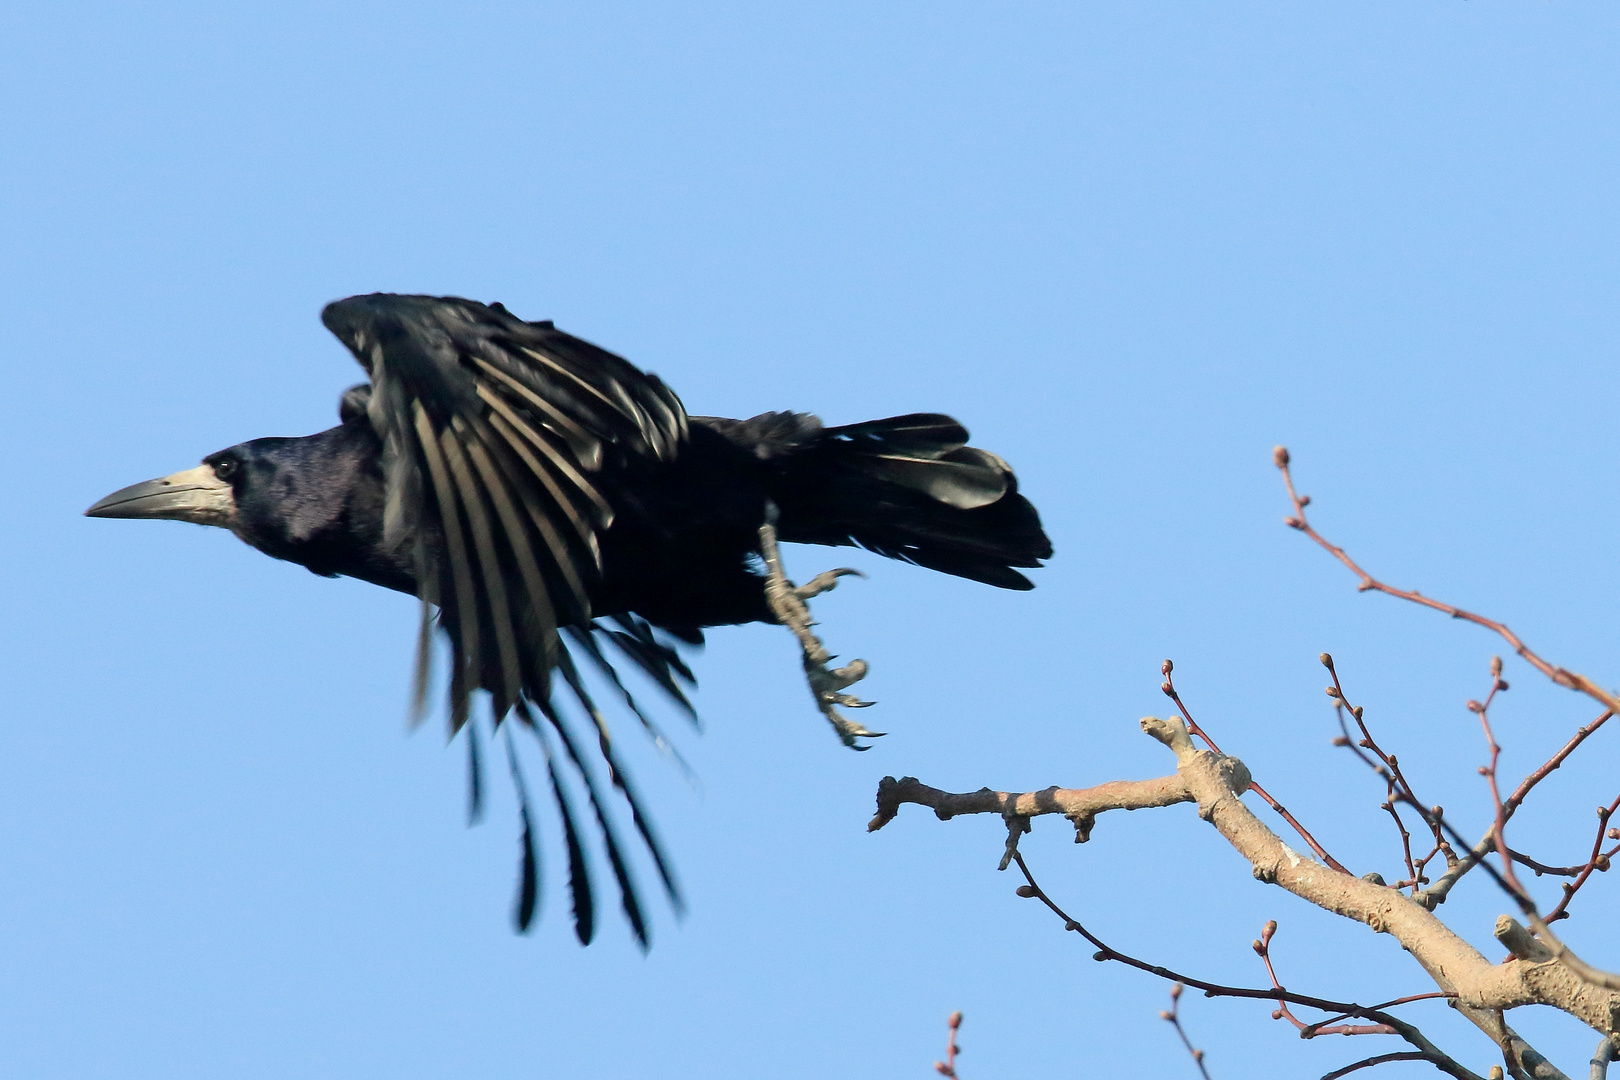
[773,413,1051,588]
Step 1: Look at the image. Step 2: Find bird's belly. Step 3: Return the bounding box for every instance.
[592,523,770,629]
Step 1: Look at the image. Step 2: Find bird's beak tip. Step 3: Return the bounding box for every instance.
[84,465,236,526]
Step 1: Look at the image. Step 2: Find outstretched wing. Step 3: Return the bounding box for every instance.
[322,293,685,721]
[321,293,690,943]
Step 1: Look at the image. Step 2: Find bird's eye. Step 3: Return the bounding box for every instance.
[213,459,237,481]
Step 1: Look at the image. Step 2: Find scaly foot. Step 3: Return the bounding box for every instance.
[758,502,882,749]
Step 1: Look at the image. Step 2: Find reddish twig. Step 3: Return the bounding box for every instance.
[1417,707,1612,909]
[1302,993,1457,1039]
[1322,652,1456,892]
[1542,795,1619,924]
[933,1011,963,1078]
[1161,983,1213,1079]
[1161,660,1350,875]
[1474,661,1525,909]
[1274,446,1620,717]
[1509,848,1602,879]
[1465,666,1619,925]
[1504,709,1613,815]
[1252,920,1414,1037]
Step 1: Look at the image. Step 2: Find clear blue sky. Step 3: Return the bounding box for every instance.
[4,3,1619,1077]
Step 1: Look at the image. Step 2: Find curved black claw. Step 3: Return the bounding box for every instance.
[794,567,866,601]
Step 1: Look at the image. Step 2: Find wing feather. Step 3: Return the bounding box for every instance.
[514,702,595,944]
[320,293,692,940]
[413,403,481,732]
[461,433,561,676]
[477,386,606,554]
[439,423,523,713]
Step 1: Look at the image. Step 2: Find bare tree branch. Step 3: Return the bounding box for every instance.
[868,774,1192,840]
[872,451,1620,1076]
[873,709,1620,1077]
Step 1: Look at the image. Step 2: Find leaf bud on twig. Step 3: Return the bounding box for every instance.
[1325,686,1341,698]
[949,1011,963,1029]
[1466,700,1484,713]
[1273,445,1290,468]
[1491,655,1503,678]
[1319,652,1334,669]
[1162,659,1173,675]
[1015,885,1038,898]
[1352,705,1364,719]
[1331,736,1350,747]
[1161,681,1173,696]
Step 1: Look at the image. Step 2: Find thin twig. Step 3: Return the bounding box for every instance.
[1320,1052,1433,1080]
[1162,660,1350,874]
[1161,983,1213,1079]
[1254,920,1399,1036]
[1417,707,1612,909]
[1469,671,1620,923]
[1005,851,1479,1078]
[1274,446,1620,721]
[933,1011,963,1078]
[1542,795,1619,924]
[1323,653,1455,892]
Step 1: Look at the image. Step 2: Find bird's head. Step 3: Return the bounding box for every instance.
[86,409,391,584]
[84,436,345,543]
[85,386,380,539]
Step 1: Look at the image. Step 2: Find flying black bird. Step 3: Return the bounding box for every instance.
[86,293,1051,945]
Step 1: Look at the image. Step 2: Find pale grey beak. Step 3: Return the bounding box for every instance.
[85,464,236,528]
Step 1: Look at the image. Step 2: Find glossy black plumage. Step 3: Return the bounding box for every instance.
[86,293,1052,945]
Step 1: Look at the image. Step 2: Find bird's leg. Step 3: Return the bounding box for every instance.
[758,502,882,750]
